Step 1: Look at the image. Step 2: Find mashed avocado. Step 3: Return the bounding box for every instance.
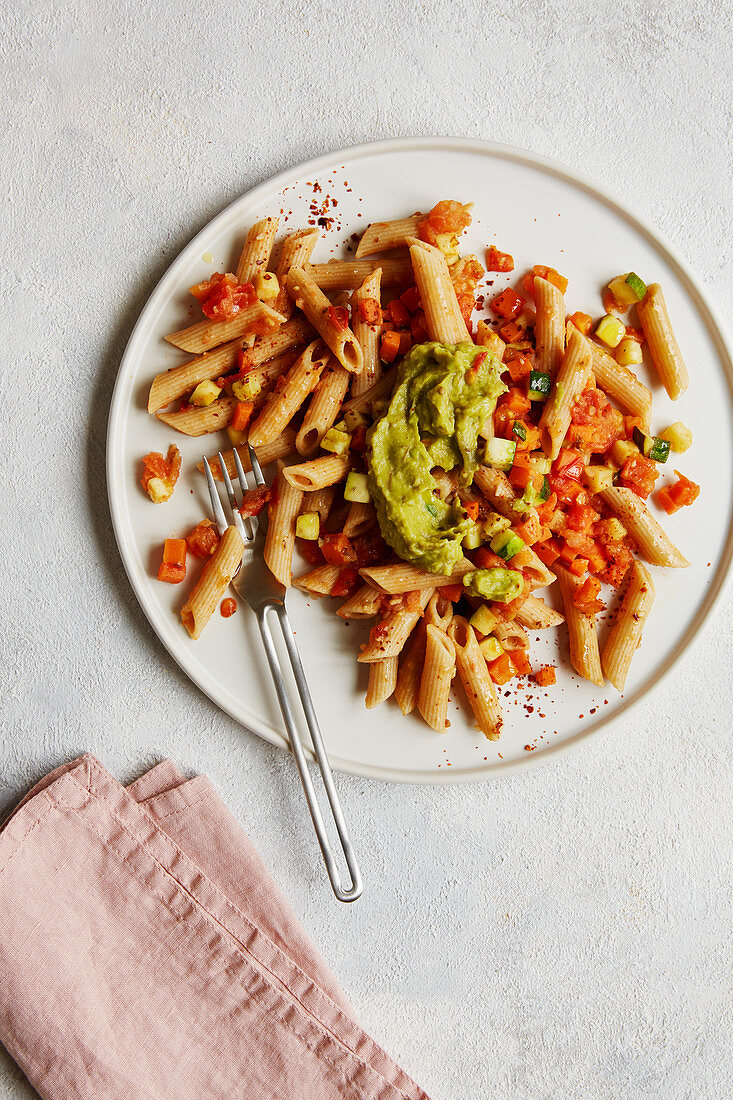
[462,568,523,603]
[367,342,506,574]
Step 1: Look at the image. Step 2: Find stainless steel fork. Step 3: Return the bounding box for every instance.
[202,446,363,903]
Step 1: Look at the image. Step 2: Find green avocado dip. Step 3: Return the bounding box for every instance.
[462,568,522,603]
[367,341,506,574]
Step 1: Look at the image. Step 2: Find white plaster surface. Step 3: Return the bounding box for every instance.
[2,2,732,1097]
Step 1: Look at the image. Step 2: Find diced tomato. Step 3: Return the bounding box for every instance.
[457,292,475,326]
[524,265,568,296]
[572,576,603,612]
[231,400,255,432]
[441,584,464,602]
[141,444,181,501]
[620,454,659,499]
[417,200,472,244]
[535,491,558,525]
[190,272,256,321]
[499,319,524,343]
[410,311,429,343]
[357,298,382,325]
[399,286,421,312]
[162,538,187,567]
[657,471,700,514]
[565,504,600,533]
[553,449,585,482]
[490,287,525,320]
[509,463,533,491]
[494,388,532,436]
[380,330,401,363]
[487,653,516,685]
[624,326,645,343]
[331,567,359,598]
[397,331,413,355]
[569,388,624,455]
[239,487,272,518]
[321,532,356,566]
[187,519,220,559]
[387,299,409,326]
[298,537,325,567]
[656,487,677,514]
[485,246,514,273]
[567,556,589,577]
[463,500,480,522]
[534,665,556,686]
[623,415,645,438]
[602,287,624,314]
[472,547,505,570]
[349,424,368,452]
[326,305,350,332]
[157,562,185,584]
[569,311,593,335]
[220,598,237,618]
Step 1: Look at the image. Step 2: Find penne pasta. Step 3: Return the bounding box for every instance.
[417,625,456,731]
[201,429,296,481]
[407,238,470,344]
[157,397,236,436]
[181,526,244,640]
[394,621,427,715]
[475,320,506,360]
[148,339,242,413]
[350,268,383,397]
[585,332,653,429]
[235,216,279,284]
[448,617,503,740]
[637,283,689,400]
[602,560,655,691]
[263,469,303,588]
[286,267,363,373]
[336,583,384,620]
[555,564,604,686]
[296,360,351,455]
[534,276,565,378]
[355,215,422,258]
[492,620,530,650]
[304,255,412,291]
[365,657,399,708]
[599,488,689,567]
[239,315,314,371]
[282,454,351,492]
[358,588,434,663]
[359,559,473,595]
[340,372,395,417]
[473,465,525,520]
[343,501,376,539]
[274,228,320,318]
[515,595,565,630]
[424,590,454,632]
[511,547,556,590]
[539,325,594,459]
[164,300,284,355]
[293,564,342,596]
[248,341,329,449]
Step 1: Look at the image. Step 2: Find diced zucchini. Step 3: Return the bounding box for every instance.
[522,475,551,507]
[595,314,626,348]
[528,370,551,400]
[296,512,320,540]
[333,419,348,432]
[527,453,552,475]
[490,529,526,560]
[344,471,371,503]
[190,379,222,407]
[583,465,614,494]
[321,427,351,455]
[253,272,280,300]
[344,409,368,432]
[484,437,516,470]
[512,421,527,442]
[605,518,627,540]
[226,426,248,446]
[614,337,644,366]
[659,421,693,453]
[462,523,484,550]
[632,427,670,463]
[610,439,639,466]
[608,272,647,306]
[232,375,262,400]
[479,636,504,663]
[483,512,511,539]
[469,606,498,637]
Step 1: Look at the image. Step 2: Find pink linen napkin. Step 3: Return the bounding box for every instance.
[0,754,430,1100]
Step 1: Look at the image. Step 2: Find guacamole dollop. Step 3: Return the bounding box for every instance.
[367,341,506,574]
[462,568,523,603]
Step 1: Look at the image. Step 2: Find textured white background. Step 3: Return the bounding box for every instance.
[2,2,732,1097]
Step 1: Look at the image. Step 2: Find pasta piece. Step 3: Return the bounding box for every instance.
[511,547,556,590]
[492,620,529,650]
[539,325,594,459]
[248,341,330,448]
[407,238,470,344]
[296,360,350,455]
[365,657,399,708]
[239,316,314,371]
[555,564,604,686]
[157,397,236,436]
[599,488,689,567]
[602,560,655,691]
[181,526,244,639]
[355,215,422,258]
[340,373,395,417]
[304,255,412,291]
[394,621,427,715]
[148,339,241,413]
[343,502,376,539]
[584,331,652,430]
[637,283,689,399]
[164,300,284,355]
[417,625,456,732]
[448,617,503,740]
[282,454,351,492]
[236,216,279,284]
[293,564,341,596]
[534,276,565,378]
[515,595,565,630]
[274,228,319,318]
[360,559,473,595]
[424,591,454,631]
[336,584,383,620]
[263,469,303,587]
[301,485,335,525]
[350,268,383,397]
[358,588,434,663]
[473,466,524,520]
[286,268,363,373]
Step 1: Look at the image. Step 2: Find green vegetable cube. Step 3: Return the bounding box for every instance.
[295,513,320,540]
[321,427,351,455]
[344,471,371,503]
[528,370,551,400]
[484,437,516,470]
[490,529,526,560]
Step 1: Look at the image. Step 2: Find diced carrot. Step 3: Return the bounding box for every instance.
[472,547,505,569]
[569,311,592,335]
[399,286,421,312]
[157,561,185,584]
[669,470,700,508]
[388,299,410,326]
[573,576,601,607]
[231,400,254,432]
[505,354,533,384]
[162,538,187,567]
[513,518,541,546]
[499,320,524,343]
[397,331,413,355]
[508,649,532,676]
[534,665,556,687]
[487,653,516,685]
[558,542,578,565]
[326,305,350,331]
[464,500,480,522]
[567,557,589,577]
[490,288,525,320]
[530,265,569,294]
[380,330,401,363]
[357,298,383,325]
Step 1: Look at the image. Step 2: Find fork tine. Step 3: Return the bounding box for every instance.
[231,447,255,541]
[217,452,250,543]
[248,443,266,488]
[203,457,229,537]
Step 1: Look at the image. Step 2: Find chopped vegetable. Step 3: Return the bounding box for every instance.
[296,513,320,540]
[528,370,551,400]
[656,470,700,514]
[583,465,614,494]
[230,400,254,432]
[534,666,556,686]
[487,652,516,685]
[141,445,181,504]
[232,375,263,400]
[490,287,525,320]
[614,337,643,366]
[469,606,498,636]
[659,422,693,453]
[187,519,220,559]
[632,427,671,463]
[320,533,356,566]
[479,636,504,663]
[326,305,350,331]
[239,487,272,518]
[483,513,511,539]
[189,272,256,320]
[512,421,527,442]
[607,272,647,308]
[484,437,516,470]
[490,529,526,560]
[462,523,484,550]
[344,471,371,503]
[157,538,187,584]
[569,311,593,335]
[380,330,401,363]
[485,246,514,272]
[595,314,626,348]
[253,272,279,300]
[320,427,351,455]
[190,379,222,407]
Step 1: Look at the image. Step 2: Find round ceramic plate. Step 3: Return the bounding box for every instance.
[107,137,733,783]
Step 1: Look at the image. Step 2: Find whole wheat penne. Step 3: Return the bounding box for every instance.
[157,397,237,436]
[355,215,422,258]
[350,269,383,396]
[304,255,412,291]
[425,591,454,631]
[164,300,284,355]
[359,559,473,595]
[534,276,565,378]
[181,526,244,640]
[511,547,556,590]
[407,238,470,344]
[274,228,319,318]
[282,454,351,492]
[585,332,652,429]
[394,620,427,715]
[286,268,363,373]
[365,657,399,708]
[248,341,329,448]
[336,583,384,620]
[602,560,655,691]
[448,617,503,740]
[236,216,279,284]
[473,466,525,519]
[358,587,434,663]
[555,564,604,686]
[492,620,530,650]
[539,326,593,459]
[637,283,689,399]
[263,469,302,587]
[599,487,689,567]
[238,316,314,371]
[293,564,341,596]
[296,360,351,455]
[301,486,335,526]
[148,340,242,413]
[515,594,565,630]
[417,625,456,731]
[340,373,395,417]
[343,501,376,539]
[200,429,297,481]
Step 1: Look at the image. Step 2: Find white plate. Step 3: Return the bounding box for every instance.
[107,137,733,783]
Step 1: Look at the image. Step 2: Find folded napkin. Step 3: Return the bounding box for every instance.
[0,755,429,1100]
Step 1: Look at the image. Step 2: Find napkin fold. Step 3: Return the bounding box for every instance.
[0,755,429,1100]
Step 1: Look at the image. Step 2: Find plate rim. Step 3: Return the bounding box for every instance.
[106,134,733,784]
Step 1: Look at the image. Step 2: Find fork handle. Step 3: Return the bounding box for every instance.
[256,600,363,903]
